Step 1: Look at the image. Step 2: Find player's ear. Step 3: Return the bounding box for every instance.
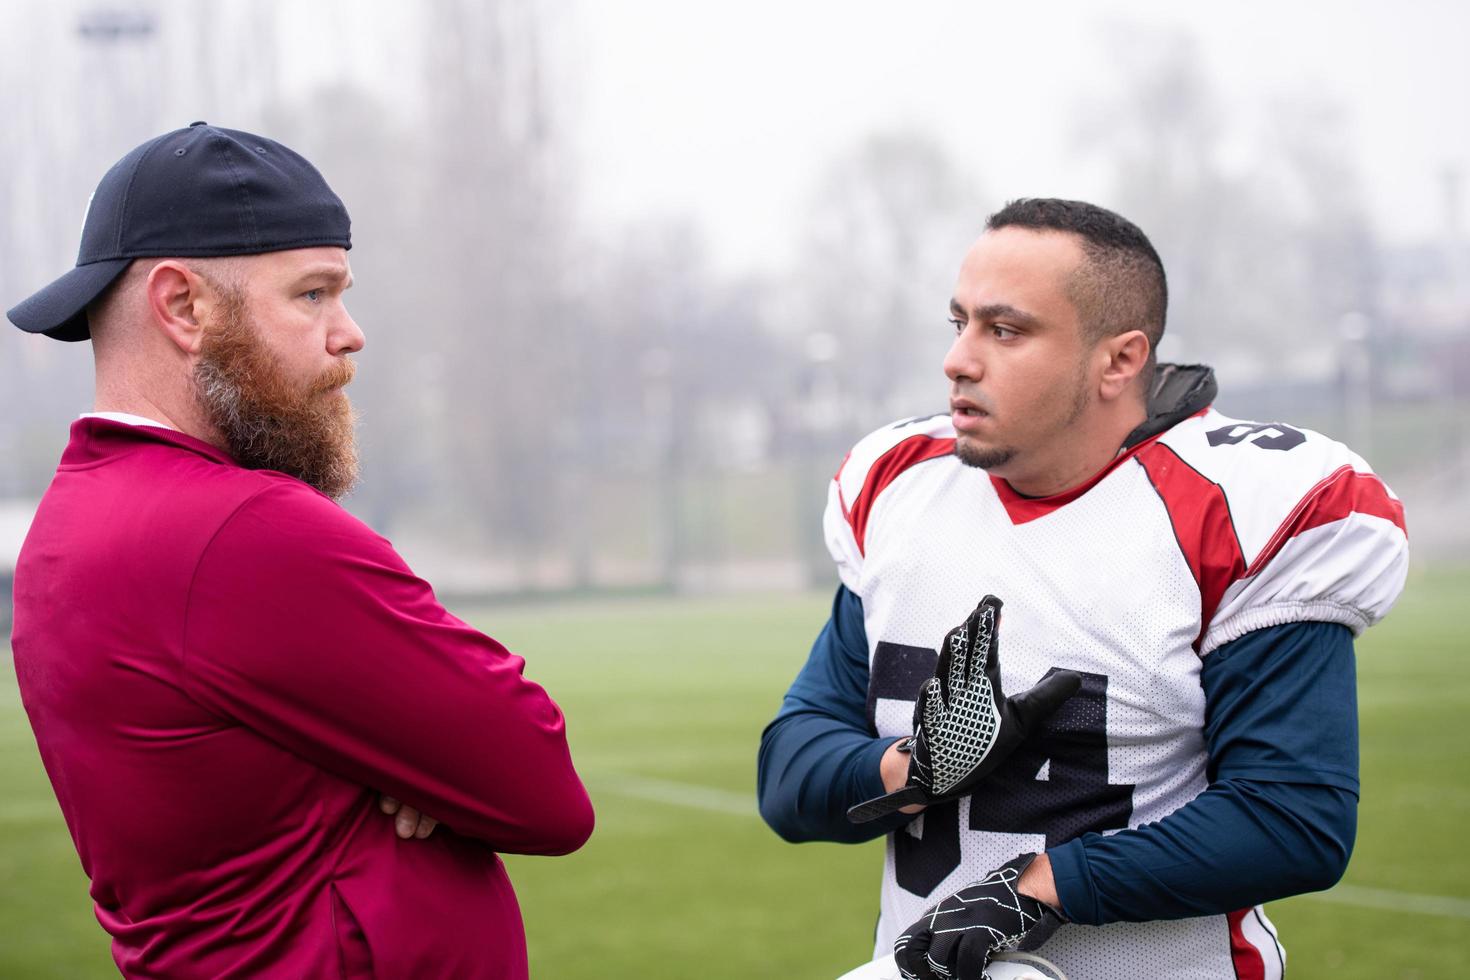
[145,260,217,357]
[1098,328,1150,402]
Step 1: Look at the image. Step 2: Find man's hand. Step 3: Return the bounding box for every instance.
[893,853,1063,980]
[378,795,439,839]
[848,595,1081,822]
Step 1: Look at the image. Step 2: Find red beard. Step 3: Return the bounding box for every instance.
[193,291,360,500]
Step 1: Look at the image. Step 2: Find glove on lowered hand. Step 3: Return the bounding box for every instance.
[893,852,1063,980]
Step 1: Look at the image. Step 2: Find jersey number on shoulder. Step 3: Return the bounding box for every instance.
[870,643,1136,897]
[1206,422,1305,451]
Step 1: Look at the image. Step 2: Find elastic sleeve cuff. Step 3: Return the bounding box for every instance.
[1047,838,1100,925]
[853,736,906,805]
[1202,599,1368,656]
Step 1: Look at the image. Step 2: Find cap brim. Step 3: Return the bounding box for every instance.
[7,258,133,341]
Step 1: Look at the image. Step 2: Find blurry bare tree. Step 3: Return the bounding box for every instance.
[557,220,795,587]
[1067,26,1470,556]
[4,6,1464,589]
[259,85,428,535]
[1075,25,1379,392]
[0,0,277,497]
[776,133,984,581]
[796,132,983,430]
[407,0,574,579]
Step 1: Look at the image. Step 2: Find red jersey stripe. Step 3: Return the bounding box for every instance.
[834,451,855,521]
[1136,442,1248,651]
[1227,908,1267,980]
[1246,465,1407,577]
[843,435,955,556]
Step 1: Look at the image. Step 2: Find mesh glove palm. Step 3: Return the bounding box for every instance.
[893,853,1063,980]
[848,595,1081,823]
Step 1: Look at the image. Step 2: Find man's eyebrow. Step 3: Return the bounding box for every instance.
[292,265,354,289]
[950,300,1040,326]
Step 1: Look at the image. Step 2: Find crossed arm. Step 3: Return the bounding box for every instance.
[182,483,594,854]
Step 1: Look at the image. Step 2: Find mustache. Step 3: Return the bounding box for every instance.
[951,387,996,414]
[311,358,356,395]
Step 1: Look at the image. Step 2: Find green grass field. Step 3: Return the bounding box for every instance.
[3,568,1468,977]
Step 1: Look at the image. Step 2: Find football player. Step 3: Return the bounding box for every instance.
[757,199,1408,979]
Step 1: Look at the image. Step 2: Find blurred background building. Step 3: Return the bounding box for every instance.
[2,0,1467,614]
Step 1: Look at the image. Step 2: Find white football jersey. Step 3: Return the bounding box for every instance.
[824,408,1408,980]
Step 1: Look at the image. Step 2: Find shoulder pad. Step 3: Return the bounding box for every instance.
[834,415,956,529]
[1141,409,1407,653]
[1155,410,1393,564]
[823,415,956,592]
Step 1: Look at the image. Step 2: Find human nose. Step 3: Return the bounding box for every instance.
[328,302,365,356]
[943,323,982,383]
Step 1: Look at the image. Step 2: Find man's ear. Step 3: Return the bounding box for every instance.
[1098,329,1151,403]
[144,261,217,356]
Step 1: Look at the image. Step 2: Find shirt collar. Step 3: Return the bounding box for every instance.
[79,411,176,430]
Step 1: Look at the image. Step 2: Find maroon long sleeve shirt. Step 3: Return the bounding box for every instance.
[12,418,593,978]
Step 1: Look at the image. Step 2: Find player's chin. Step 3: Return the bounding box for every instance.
[953,436,1015,471]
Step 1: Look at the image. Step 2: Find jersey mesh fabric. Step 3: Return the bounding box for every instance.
[828,410,1405,979]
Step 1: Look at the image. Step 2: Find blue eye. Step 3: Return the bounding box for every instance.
[304,289,322,303]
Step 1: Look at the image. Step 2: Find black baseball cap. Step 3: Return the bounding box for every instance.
[7,122,352,342]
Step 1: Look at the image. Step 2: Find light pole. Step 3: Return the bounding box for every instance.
[1336,311,1372,461]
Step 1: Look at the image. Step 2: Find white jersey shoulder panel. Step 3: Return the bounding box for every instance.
[823,414,957,594]
[1147,409,1408,655]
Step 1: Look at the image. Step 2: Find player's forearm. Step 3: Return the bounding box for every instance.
[758,707,906,843]
[759,585,911,842]
[1048,621,1361,924]
[1047,776,1356,924]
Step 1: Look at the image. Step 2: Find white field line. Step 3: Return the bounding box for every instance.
[1300,883,1470,920]
[592,772,756,817]
[9,769,1468,922]
[595,773,1470,920]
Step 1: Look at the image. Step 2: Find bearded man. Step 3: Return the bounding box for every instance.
[7,123,592,979]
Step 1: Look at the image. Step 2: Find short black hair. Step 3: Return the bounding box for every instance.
[986,198,1167,365]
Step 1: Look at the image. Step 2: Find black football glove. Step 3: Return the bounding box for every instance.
[848,595,1081,823]
[893,853,1063,980]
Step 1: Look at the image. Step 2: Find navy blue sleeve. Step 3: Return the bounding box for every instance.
[757,585,912,843]
[1049,621,1358,924]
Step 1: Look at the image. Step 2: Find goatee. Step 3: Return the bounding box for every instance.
[952,361,1091,472]
[954,441,1015,470]
[193,290,360,500]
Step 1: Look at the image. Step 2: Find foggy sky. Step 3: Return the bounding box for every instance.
[561,0,1470,276]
